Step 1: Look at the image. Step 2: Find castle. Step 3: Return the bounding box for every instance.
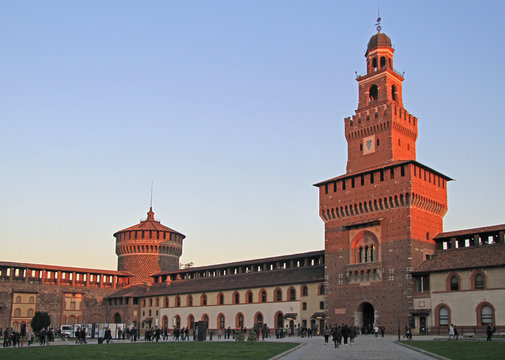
[1,27,504,336]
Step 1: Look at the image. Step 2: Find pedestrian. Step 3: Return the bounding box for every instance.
[331,327,339,348]
[323,327,330,344]
[486,325,493,341]
[448,324,455,340]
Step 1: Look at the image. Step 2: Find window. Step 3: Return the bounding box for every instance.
[302,286,308,296]
[14,308,21,317]
[369,84,378,102]
[439,306,449,326]
[187,295,193,307]
[247,291,253,304]
[29,296,35,304]
[27,309,33,317]
[289,288,296,301]
[302,302,307,310]
[276,289,282,302]
[201,294,207,306]
[320,301,324,310]
[218,314,225,329]
[261,290,267,303]
[164,297,169,308]
[319,284,325,295]
[475,274,485,289]
[450,276,459,291]
[237,313,244,328]
[481,305,493,325]
[176,296,181,307]
[219,293,224,305]
[234,292,240,304]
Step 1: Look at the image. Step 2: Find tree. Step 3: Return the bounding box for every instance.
[31,311,51,333]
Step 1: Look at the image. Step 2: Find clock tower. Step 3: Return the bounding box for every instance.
[316,28,451,331]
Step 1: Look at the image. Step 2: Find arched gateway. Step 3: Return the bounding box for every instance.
[356,302,375,334]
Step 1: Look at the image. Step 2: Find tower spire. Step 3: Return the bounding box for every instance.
[150,180,153,211]
[376,0,382,33]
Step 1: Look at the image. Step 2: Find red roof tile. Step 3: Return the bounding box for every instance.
[113,208,185,237]
[413,243,505,274]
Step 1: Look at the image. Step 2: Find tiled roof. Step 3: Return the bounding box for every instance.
[433,224,505,240]
[413,243,505,274]
[0,261,133,277]
[152,250,325,276]
[108,266,324,298]
[313,160,452,187]
[113,208,184,237]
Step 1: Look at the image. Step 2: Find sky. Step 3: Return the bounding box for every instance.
[1,1,504,270]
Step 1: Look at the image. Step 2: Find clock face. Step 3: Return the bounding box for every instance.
[363,135,376,155]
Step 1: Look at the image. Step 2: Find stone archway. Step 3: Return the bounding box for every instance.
[357,302,375,334]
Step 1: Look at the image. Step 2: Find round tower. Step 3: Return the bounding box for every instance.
[114,208,184,284]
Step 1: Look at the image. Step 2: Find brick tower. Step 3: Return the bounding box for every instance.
[114,208,185,284]
[315,29,451,332]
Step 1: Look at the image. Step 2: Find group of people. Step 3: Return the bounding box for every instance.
[323,324,359,348]
[2,327,21,347]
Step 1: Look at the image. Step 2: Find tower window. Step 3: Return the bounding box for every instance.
[342,180,346,190]
[375,112,378,118]
[370,173,374,184]
[360,144,363,151]
[369,85,378,102]
[361,175,364,186]
[380,56,386,68]
[390,168,395,179]
[358,117,361,123]
[391,85,397,101]
[351,178,355,188]
[380,170,384,181]
[377,139,380,147]
[372,57,378,70]
[401,166,405,177]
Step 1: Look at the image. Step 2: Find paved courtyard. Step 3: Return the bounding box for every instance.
[269,335,442,360]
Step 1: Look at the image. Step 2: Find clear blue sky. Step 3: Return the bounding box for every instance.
[1,1,504,270]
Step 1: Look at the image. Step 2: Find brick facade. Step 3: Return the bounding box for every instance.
[316,30,450,333]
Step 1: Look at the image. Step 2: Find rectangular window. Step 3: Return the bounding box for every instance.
[342,180,346,190]
[361,175,364,186]
[377,138,380,147]
[380,170,384,181]
[390,168,395,179]
[370,172,374,184]
[324,184,328,194]
[401,165,405,177]
[333,181,337,192]
[414,166,417,176]
[319,301,324,310]
[302,302,307,310]
[422,276,430,292]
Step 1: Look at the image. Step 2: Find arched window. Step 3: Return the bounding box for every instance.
[201,294,207,306]
[439,306,449,326]
[372,57,378,70]
[29,296,35,304]
[236,313,244,329]
[14,308,21,317]
[255,312,263,325]
[380,56,386,68]
[450,276,459,291]
[175,296,181,307]
[391,85,397,101]
[289,287,296,301]
[369,84,378,102]
[247,291,253,304]
[175,315,181,328]
[15,296,21,304]
[218,314,225,329]
[301,286,308,296]
[27,309,34,317]
[187,295,193,307]
[275,288,282,302]
[202,314,209,325]
[475,274,485,289]
[164,296,169,308]
[188,314,194,329]
[162,315,169,328]
[260,290,267,303]
[318,284,325,295]
[351,231,379,265]
[276,312,284,328]
[234,292,240,304]
[481,306,493,325]
[218,293,224,305]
